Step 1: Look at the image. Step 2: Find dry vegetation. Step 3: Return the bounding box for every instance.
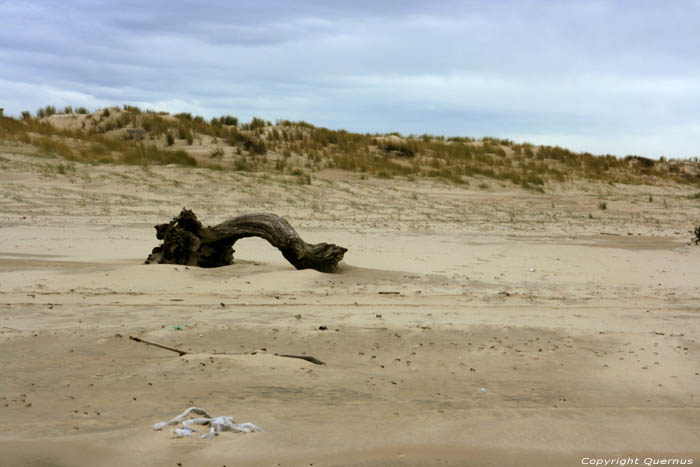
[2,104,699,191]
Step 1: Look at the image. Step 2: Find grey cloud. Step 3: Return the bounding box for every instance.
[1,0,699,157]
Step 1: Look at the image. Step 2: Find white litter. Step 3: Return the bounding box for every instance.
[153,406,262,441]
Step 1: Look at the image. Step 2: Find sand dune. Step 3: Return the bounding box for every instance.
[0,152,698,466]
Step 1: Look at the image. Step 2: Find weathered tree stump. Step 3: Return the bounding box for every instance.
[145,209,347,272]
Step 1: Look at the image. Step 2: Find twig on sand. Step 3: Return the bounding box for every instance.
[599,232,621,236]
[128,335,325,365]
[129,336,188,356]
[276,354,326,365]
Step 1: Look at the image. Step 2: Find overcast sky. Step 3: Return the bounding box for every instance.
[1,0,698,158]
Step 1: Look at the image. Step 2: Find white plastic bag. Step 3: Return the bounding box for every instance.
[153,407,262,441]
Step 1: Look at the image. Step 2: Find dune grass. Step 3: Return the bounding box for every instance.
[1,106,699,189]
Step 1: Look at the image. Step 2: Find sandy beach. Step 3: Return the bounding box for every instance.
[1,151,698,466]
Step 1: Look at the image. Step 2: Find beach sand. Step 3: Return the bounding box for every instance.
[1,152,698,466]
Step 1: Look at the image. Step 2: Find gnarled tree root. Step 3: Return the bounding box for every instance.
[145,209,347,272]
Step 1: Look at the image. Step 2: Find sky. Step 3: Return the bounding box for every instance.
[1,0,699,158]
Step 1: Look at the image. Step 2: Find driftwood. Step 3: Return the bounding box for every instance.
[145,209,347,272]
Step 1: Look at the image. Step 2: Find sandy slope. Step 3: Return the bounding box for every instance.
[0,152,699,467]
